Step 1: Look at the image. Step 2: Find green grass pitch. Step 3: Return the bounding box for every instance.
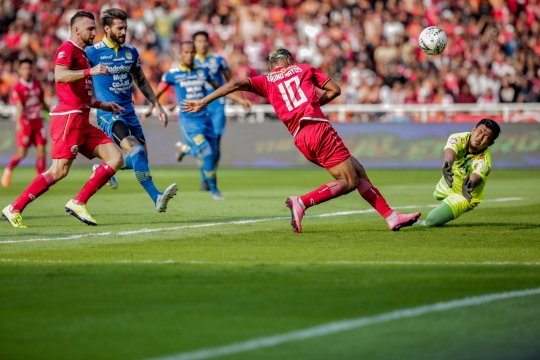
[1,167,539,360]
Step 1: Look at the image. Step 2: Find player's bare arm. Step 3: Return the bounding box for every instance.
[318,79,341,107]
[143,84,168,119]
[181,79,251,113]
[209,80,251,112]
[40,99,50,113]
[131,69,168,127]
[54,64,109,83]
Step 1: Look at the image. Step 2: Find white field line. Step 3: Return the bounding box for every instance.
[148,287,540,360]
[0,197,524,245]
[1,258,539,266]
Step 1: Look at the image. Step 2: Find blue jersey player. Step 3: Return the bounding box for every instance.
[86,8,177,212]
[172,31,241,191]
[147,41,250,200]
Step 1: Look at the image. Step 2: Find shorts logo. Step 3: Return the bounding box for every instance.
[58,51,66,58]
[29,194,35,200]
[71,145,79,155]
[449,138,457,145]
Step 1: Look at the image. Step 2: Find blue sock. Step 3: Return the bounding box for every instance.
[130,145,161,202]
[123,153,133,170]
[200,146,218,193]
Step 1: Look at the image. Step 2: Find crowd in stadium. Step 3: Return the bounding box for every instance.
[0,0,539,108]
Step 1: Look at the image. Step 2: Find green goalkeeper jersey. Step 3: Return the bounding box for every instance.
[440,132,493,205]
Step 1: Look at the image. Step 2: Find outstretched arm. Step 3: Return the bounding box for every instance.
[318,79,341,107]
[210,80,251,111]
[54,64,109,83]
[181,79,251,113]
[132,69,168,127]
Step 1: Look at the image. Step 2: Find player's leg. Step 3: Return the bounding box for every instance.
[1,146,28,188]
[425,193,473,227]
[352,156,421,231]
[199,101,226,192]
[114,120,177,212]
[179,118,221,198]
[205,125,223,200]
[2,158,71,228]
[34,126,47,174]
[66,124,123,226]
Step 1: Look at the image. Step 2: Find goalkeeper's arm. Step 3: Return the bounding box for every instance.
[442,148,457,188]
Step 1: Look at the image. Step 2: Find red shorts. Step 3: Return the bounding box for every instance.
[50,111,113,160]
[17,123,47,148]
[294,121,350,169]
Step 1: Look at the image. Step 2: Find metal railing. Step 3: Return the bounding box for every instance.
[1,103,539,123]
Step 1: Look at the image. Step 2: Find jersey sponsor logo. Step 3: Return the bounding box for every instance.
[449,137,458,145]
[477,161,485,172]
[180,79,206,87]
[125,51,132,60]
[107,64,132,74]
[100,55,114,60]
[114,57,126,61]
[94,42,105,49]
[58,51,66,58]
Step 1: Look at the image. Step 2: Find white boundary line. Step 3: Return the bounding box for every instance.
[2,258,539,266]
[0,197,524,245]
[148,287,540,360]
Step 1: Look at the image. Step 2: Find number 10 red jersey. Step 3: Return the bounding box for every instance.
[248,64,331,137]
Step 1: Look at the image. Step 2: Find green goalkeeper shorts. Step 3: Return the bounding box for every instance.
[433,177,477,219]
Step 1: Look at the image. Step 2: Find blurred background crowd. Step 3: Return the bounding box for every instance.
[1,0,539,108]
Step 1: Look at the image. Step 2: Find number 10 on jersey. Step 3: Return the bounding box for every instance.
[278,76,308,111]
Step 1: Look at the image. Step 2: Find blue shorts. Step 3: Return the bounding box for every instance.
[178,116,217,156]
[208,98,226,136]
[97,109,145,145]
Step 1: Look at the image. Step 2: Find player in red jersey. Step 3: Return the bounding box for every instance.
[2,11,124,228]
[2,59,49,188]
[182,47,421,233]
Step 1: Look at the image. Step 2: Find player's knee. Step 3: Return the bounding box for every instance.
[341,173,358,194]
[49,167,69,181]
[130,144,146,158]
[201,144,213,159]
[107,151,124,170]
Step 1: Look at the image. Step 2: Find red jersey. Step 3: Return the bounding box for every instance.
[248,64,331,137]
[11,79,44,127]
[51,40,93,115]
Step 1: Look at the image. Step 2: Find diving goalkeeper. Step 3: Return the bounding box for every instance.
[419,118,501,227]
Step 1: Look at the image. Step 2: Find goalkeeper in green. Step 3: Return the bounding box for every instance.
[419,118,501,227]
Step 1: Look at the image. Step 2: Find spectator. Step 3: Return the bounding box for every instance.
[457,83,477,103]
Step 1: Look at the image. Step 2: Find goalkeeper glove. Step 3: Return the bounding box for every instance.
[462,175,474,202]
[442,162,454,188]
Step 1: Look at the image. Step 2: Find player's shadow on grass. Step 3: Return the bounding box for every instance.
[445,222,540,230]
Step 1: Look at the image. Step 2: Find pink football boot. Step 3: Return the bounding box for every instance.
[285,196,305,233]
[387,211,421,231]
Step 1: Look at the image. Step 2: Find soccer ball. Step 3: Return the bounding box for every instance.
[418,26,447,55]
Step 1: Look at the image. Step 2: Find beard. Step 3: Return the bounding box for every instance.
[109,32,126,45]
[82,35,94,46]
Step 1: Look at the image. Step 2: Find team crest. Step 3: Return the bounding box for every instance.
[125,51,132,60]
[71,145,79,155]
[197,70,205,76]
[210,58,216,63]
[58,51,66,58]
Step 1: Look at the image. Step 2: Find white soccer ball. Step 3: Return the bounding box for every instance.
[418,26,447,55]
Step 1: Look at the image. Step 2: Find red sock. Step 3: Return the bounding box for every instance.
[300,180,343,209]
[11,172,55,213]
[7,155,21,171]
[358,179,394,218]
[36,156,46,174]
[73,163,116,205]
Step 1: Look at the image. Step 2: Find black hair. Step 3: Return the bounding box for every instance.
[476,118,501,141]
[19,58,33,66]
[101,8,128,28]
[193,31,209,41]
[70,11,95,28]
[180,41,194,49]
